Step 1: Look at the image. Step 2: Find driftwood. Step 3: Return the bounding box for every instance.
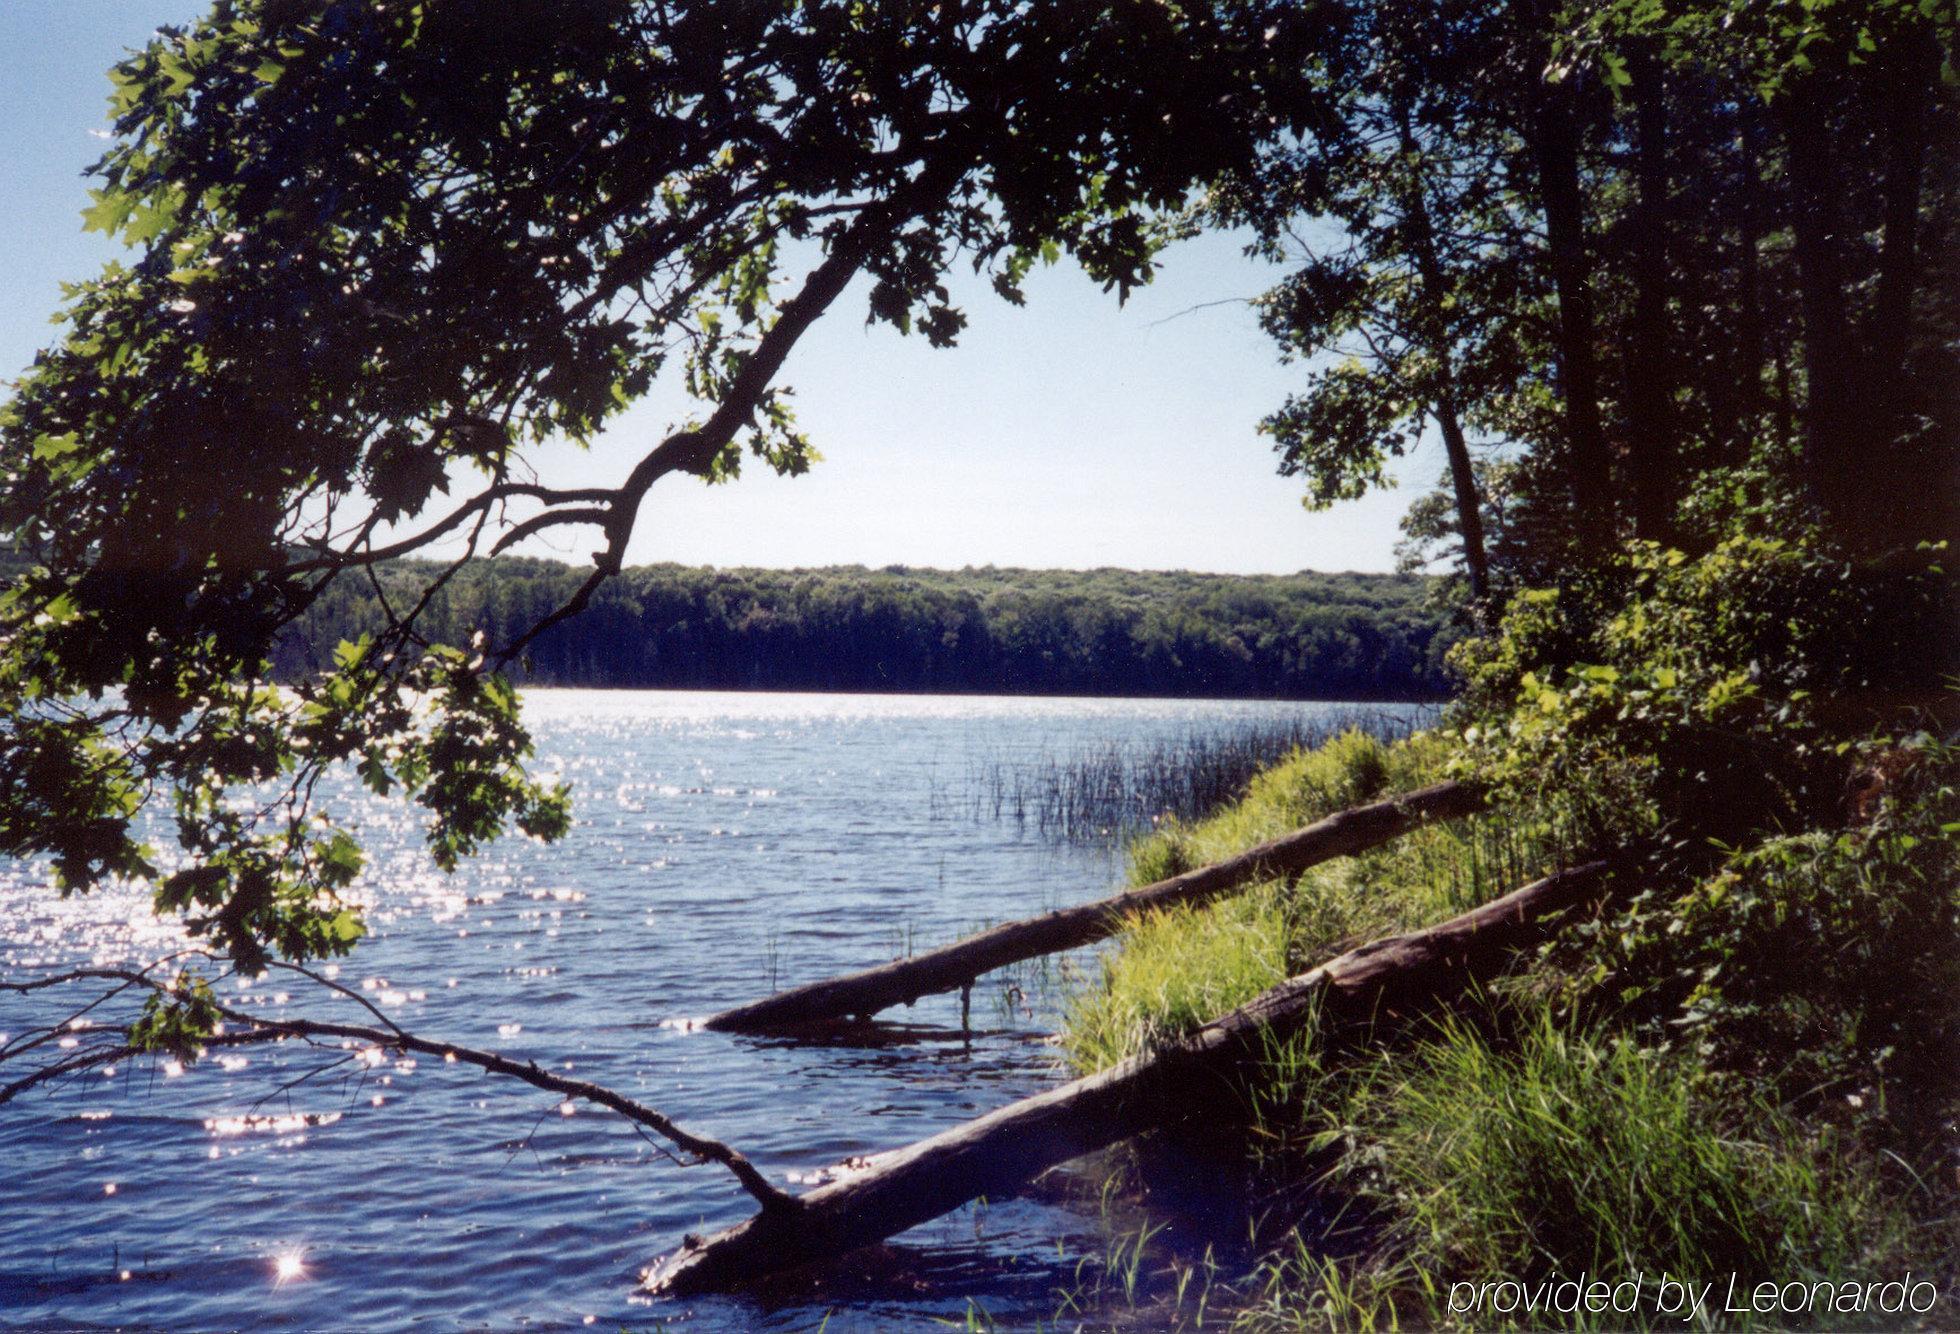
[651,857,1611,1294]
[704,780,1484,1033]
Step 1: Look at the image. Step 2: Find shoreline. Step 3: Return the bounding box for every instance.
[507,682,1454,705]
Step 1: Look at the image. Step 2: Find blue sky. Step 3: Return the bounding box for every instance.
[0,2,1429,576]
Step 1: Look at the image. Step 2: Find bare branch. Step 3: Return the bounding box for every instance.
[284,482,622,576]
[260,959,408,1042]
[1144,295,1257,328]
[489,506,614,557]
[0,968,794,1213]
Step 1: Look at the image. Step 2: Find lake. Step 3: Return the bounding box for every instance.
[0,690,1428,1330]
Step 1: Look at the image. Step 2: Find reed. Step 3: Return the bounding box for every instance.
[957,707,1435,843]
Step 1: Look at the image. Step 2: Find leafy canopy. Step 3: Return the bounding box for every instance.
[0,0,1310,973]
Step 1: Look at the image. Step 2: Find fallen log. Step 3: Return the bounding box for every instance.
[704,780,1484,1033]
[651,856,1612,1295]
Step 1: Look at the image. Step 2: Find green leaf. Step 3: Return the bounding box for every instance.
[159,51,196,94]
[317,829,364,882]
[123,201,178,246]
[80,189,133,236]
[39,593,82,625]
[31,432,81,461]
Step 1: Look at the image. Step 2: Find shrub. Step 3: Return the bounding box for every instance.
[1449,538,1955,850]
[1554,735,1960,1139]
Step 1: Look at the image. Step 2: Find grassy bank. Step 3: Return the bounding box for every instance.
[1057,721,1959,1330]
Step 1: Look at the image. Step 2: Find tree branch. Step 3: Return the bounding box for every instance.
[285,483,622,576]
[489,506,615,557]
[0,968,794,1214]
[496,149,974,665]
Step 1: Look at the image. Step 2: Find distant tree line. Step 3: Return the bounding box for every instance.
[282,560,1452,700]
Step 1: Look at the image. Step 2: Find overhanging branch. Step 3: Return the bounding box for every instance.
[496,150,974,666]
[1,967,793,1213]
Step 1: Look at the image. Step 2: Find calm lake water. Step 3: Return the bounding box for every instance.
[0,690,1424,1330]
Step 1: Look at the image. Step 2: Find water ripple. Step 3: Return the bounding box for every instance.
[0,689,1416,1329]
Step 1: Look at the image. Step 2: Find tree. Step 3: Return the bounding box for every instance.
[1215,0,1604,605]
[1395,457,1524,591]
[1239,0,1955,594]
[271,559,1450,698]
[1593,0,1958,555]
[0,0,1306,982]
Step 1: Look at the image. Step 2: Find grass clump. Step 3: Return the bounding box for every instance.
[1240,1012,1926,1332]
[1372,1014,1897,1292]
[1061,889,1295,1069]
[1127,729,1400,881]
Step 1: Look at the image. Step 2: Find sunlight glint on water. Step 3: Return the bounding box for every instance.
[0,690,1421,1329]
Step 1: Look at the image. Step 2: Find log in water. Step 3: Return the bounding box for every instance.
[654,857,1612,1294]
[704,780,1484,1033]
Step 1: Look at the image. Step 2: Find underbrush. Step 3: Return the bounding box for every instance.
[1059,708,1958,1330]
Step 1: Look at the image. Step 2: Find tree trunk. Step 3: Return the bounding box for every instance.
[704,781,1483,1034]
[1868,26,1932,460]
[1731,98,1769,459]
[652,859,1614,1295]
[1529,77,1615,542]
[1781,83,1867,548]
[1394,104,1491,602]
[1435,397,1491,603]
[1626,48,1674,544]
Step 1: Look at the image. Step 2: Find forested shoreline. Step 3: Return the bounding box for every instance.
[282,559,1454,699]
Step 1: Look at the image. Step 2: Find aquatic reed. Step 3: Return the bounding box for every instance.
[956,708,1434,843]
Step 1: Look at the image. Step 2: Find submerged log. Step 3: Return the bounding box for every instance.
[704,780,1484,1033]
[651,857,1611,1295]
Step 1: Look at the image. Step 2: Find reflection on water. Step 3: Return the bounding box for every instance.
[0,689,1420,1329]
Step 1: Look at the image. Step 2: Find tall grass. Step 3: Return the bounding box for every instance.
[956,708,1434,842]
[1239,1009,1922,1331]
[1378,1013,1896,1286]
[1062,728,1573,1072]
[1060,888,1298,1069]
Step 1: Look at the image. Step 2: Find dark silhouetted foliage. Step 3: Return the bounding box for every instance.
[280,559,1453,700]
